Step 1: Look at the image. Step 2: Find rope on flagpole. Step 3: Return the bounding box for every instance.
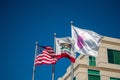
[52,33,56,80]
[32,41,38,80]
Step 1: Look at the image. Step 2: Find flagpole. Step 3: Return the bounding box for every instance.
[71,62,74,80]
[71,21,74,80]
[32,41,38,80]
[52,33,56,80]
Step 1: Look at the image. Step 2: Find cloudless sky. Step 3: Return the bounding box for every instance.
[0,0,120,80]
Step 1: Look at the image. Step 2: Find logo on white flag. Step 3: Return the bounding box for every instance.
[71,25,103,57]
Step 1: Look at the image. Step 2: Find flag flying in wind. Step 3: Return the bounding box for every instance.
[55,37,76,63]
[35,46,58,66]
[71,25,103,57]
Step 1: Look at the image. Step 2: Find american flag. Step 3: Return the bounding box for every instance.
[35,46,58,66]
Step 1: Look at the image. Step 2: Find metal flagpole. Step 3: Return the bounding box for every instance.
[71,62,74,80]
[32,41,38,80]
[71,21,74,80]
[52,33,56,80]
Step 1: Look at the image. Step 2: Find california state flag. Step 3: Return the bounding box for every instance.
[55,37,76,63]
[71,25,103,57]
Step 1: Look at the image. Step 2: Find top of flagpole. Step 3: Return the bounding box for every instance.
[54,33,56,36]
[71,21,74,26]
[52,33,56,80]
[36,41,38,45]
[32,41,38,80]
[35,41,38,49]
[53,33,56,52]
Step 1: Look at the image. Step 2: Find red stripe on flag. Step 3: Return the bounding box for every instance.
[35,46,58,66]
[56,53,75,63]
[35,56,57,62]
[35,61,56,66]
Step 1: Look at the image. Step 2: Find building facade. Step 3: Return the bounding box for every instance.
[58,36,120,80]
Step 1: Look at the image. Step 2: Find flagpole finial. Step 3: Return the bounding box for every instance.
[36,41,38,45]
[54,33,56,36]
[71,21,74,25]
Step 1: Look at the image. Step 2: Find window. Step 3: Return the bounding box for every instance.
[89,56,96,66]
[73,77,76,80]
[110,77,120,80]
[107,49,120,65]
[88,75,100,80]
[88,69,100,80]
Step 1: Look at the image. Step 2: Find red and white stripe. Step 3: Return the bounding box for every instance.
[35,46,57,66]
[56,53,75,63]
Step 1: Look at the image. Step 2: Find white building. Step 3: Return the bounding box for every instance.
[58,36,120,80]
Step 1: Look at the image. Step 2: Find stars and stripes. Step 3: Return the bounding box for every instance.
[35,46,58,66]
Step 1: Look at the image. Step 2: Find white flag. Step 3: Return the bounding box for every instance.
[55,37,76,63]
[71,25,103,57]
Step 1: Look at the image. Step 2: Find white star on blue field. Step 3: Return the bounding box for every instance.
[0,0,120,80]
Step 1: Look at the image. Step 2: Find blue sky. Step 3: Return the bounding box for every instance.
[0,0,120,80]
